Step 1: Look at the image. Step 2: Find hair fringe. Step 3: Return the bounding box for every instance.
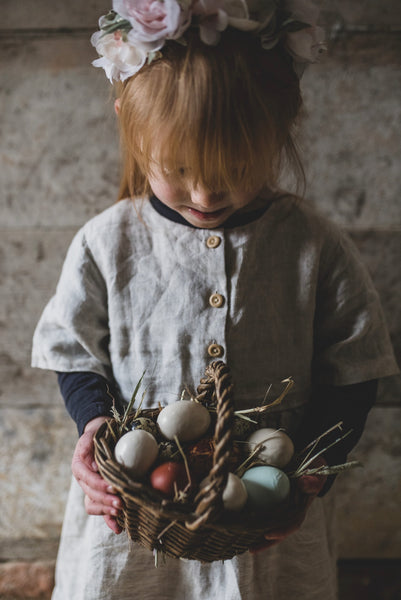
[115,30,304,202]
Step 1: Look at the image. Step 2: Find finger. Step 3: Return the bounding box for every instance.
[73,459,111,494]
[74,431,97,466]
[80,479,123,510]
[298,474,327,495]
[103,515,123,535]
[84,495,121,518]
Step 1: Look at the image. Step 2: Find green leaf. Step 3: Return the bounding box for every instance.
[99,10,132,35]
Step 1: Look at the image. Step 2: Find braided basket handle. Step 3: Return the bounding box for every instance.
[185,360,234,531]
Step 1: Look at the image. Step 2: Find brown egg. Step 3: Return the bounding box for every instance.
[149,462,190,498]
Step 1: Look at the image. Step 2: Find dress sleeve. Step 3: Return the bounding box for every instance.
[31,227,112,380]
[313,228,399,386]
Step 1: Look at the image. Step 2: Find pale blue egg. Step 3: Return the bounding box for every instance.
[241,466,290,512]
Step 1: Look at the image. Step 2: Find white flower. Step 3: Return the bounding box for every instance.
[284,0,319,26]
[113,0,189,46]
[193,1,228,45]
[91,30,148,83]
[285,24,326,63]
[225,0,277,33]
[284,0,326,63]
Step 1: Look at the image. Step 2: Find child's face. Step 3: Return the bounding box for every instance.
[148,165,260,229]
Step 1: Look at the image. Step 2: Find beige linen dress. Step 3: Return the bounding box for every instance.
[32,195,398,599]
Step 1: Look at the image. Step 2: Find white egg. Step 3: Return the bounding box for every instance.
[222,473,248,511]
[114,429,158,477]
[200,472,248,512]
[157,400,211,442]
[247,428,294,469]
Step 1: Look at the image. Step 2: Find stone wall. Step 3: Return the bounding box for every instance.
[1,1,400,597]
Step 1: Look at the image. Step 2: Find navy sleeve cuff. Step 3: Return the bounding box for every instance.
[56,371,124,436]
[294,379,378,495]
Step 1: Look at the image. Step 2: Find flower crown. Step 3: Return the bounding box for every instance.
[91,0,326,83]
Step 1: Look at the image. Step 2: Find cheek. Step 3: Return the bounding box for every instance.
[148,177,184,204]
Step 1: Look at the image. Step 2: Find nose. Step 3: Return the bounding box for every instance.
[190,186,225,209]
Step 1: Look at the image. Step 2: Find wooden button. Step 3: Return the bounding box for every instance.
[206,235,221,249]
[207,343,224,358]
[209,293,224,308]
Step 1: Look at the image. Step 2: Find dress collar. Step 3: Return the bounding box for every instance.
[149,195,272,229]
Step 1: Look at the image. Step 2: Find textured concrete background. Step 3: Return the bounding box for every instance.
[1,1,400,597]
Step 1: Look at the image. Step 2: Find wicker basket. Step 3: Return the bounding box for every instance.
[94,361,307,562]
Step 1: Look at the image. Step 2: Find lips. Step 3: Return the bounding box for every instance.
[187,207,227,221]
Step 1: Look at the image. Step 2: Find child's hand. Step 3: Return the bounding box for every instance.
[71,416,123,534]
[249,456,328,553]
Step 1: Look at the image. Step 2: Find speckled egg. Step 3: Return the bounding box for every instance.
[247,428,294,468]
[241,466,290,512]
[231,416,258,440]
[158,440,180,462]
[130,417,159,438]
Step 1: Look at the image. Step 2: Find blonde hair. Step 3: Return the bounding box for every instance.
[116,29,303,201]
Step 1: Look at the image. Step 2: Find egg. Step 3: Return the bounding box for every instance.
[200,473,248,511]
[150,462,190,498]
[241,466,290,512]
[158,440,180,462]
[231,416,257,440]
[247,428,294,468]
[114,429,158,477]
[157,400,211,442]
[222,473,248,511]
[130,417,158,438]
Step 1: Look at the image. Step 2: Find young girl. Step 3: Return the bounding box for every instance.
[32,2,398,599]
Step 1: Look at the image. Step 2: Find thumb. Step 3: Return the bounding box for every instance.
[297,456,327,495]
[298,472,326,495]
[73,430,97,474]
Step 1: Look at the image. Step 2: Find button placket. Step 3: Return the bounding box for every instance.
[202,232,227,359]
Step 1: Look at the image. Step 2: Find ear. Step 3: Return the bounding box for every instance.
[114,98,121,115]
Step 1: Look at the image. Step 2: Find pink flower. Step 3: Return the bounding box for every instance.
[113,0,189,46]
